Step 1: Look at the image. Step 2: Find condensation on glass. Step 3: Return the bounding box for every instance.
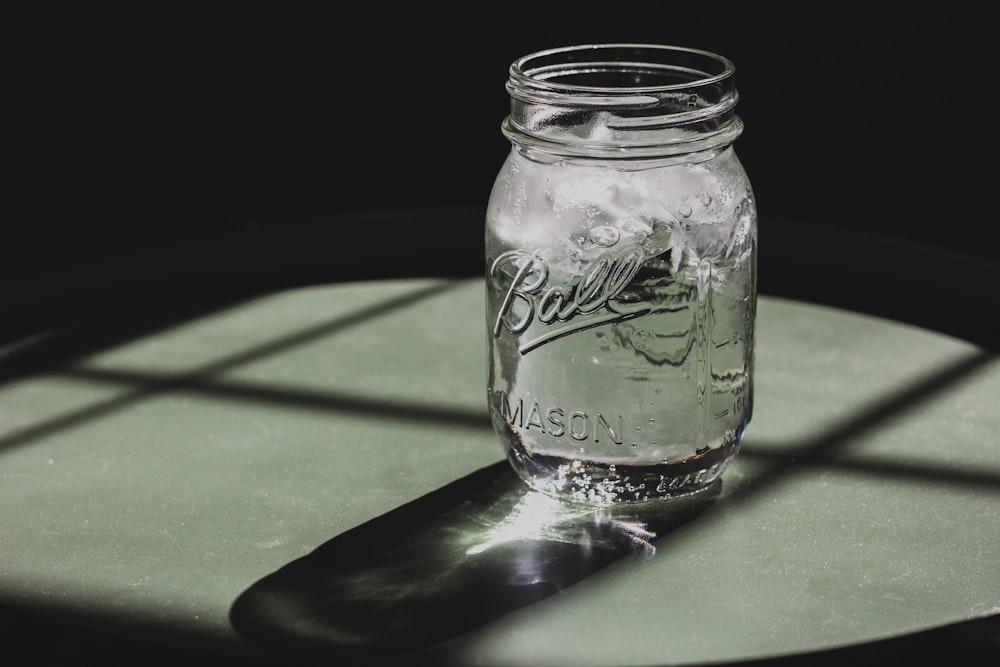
[485,44,757,506]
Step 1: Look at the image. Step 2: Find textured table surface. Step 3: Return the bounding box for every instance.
[1,277,997,665]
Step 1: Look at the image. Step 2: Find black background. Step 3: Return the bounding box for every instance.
[7,5,999,282]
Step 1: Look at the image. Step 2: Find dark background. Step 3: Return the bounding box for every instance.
[7,4,999,284]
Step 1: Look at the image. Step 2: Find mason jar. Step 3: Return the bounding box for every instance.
[485,44,757,506]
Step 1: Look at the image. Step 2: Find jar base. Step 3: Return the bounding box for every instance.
[504,439,741,507]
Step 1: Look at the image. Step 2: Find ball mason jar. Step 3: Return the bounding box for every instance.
[485,44,757,506]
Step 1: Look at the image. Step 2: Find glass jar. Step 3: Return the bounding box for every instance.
[485,44,757,506]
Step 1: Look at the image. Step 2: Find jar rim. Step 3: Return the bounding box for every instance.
[504,43,743,158]
[509,43,736,99]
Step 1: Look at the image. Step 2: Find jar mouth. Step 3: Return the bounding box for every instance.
[508,43,736,107]
[504,44,742,158]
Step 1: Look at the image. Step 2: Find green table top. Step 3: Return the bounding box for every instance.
[1,277,998,665]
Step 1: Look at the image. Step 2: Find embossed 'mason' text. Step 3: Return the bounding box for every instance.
[490,248,650,353]
[497,391,624,445]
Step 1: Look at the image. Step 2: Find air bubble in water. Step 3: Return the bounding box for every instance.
[589,225,621,247]
[679,203,693,218]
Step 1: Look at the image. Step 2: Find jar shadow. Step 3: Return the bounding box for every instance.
[229,461,721,663]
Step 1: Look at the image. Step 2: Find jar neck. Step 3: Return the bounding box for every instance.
[503,44,743,160]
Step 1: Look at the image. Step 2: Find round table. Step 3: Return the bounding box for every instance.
[1,208,997,665]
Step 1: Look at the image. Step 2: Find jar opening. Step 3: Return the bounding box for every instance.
[513,44,734,95]
[504,44,743,159]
